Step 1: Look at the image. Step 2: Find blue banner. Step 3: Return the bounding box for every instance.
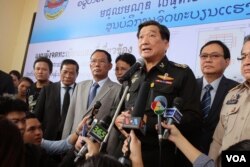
[31,0,250,43]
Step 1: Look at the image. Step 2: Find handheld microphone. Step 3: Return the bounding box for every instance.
[162,97,183,139]
[122,81,150,136]
[87,101,102,125]
[119,58,144,82]
[151,96,167,141]
[74,116,111,163]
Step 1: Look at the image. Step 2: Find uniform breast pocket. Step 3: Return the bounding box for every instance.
[222,107,239,135]
[152,82,175,96]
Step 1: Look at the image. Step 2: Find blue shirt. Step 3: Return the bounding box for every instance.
[193,154,215,167]
[41,135,73,155]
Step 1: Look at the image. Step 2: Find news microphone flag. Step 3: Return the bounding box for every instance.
[151,96,167,115]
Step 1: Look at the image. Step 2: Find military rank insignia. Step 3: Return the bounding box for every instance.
[131,74,139,84]
[174,63,187,68]
[156,73,174,85]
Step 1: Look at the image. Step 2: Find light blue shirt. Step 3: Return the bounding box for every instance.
[90,77,108,95]
[201,76,223,106]
[41,135,73,155]
[193,154,215,167]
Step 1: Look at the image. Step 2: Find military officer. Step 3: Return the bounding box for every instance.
[110,20,201,167]
[209,34,250,162]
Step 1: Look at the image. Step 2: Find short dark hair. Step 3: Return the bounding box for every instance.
[60,59,79,73]
[137,20,170,41]
[33,57,53,74]
[227,140,250,151]
[0,96,28,115]
[25,112,37,120]
[91,49,112,63]
[200,40,230,59]
[19,77,34,86]
[9,70,21,80]
[115,53,136,67]
[243,34,250,44]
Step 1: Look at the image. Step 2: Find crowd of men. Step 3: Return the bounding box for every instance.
[0,20,250,167]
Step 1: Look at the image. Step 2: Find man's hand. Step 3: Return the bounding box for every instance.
[115,110,131,137]
[82,136,100,159]
[122,130,143,167]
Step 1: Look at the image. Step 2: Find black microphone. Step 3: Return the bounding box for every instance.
[87,101,102,125]
[122,81,150,136]
[151,96,167,141]
[162,97,183,139]
[74,115,111,163]
[119,58,144,82]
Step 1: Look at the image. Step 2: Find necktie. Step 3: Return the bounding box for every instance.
[87,83,99,108]
[201,84,213,118]
[59,86,71,134]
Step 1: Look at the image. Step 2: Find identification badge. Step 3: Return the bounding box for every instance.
[226,94,240,105]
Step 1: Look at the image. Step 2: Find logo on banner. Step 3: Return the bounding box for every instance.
[44,0,68,20]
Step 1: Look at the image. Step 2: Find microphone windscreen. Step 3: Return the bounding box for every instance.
[94,101,102,109]
[119,58,144,82]
[173,97,183,110]
[136,57,145,66]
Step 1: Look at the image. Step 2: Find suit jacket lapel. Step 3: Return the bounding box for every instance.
[197,78,203,98]
[207,76,228,120]
[55,82,61,115]
[88,78,112,110]
[81,80,92,109]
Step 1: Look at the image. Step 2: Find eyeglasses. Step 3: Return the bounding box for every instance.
[200,53,224,60]
[237,52,250,61]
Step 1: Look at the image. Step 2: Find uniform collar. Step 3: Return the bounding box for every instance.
[144,56,168,74]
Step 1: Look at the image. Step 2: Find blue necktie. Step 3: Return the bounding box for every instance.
[87,83,99,108]
[201,84,213,118]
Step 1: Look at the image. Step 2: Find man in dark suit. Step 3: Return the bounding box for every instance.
[197,40,239,154]
[0,70,15,95]
[35,59,79,140]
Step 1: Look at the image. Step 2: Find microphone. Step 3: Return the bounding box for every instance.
[151,96,167,141]
[119,58,144,82]
[122,81,150,136]
[87,101,102,125]
[162,97,183,139]
[74,115,111,163]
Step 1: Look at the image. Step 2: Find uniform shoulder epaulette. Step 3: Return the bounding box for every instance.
[174,63,188,68]
[229,83,242,92]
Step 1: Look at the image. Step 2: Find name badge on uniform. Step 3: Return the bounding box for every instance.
[226,93,240,105]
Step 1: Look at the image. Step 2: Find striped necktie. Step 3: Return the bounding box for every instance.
[87,83,99,108]
[201,84,213,118]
